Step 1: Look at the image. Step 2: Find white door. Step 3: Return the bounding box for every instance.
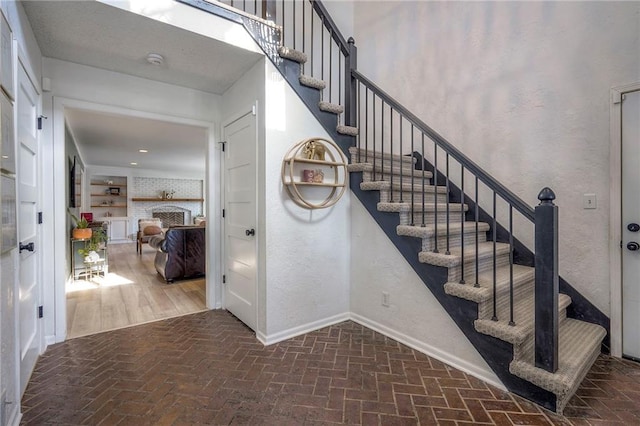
[223,110,257,330]
[17,63,41,393]
[622,89,640,361]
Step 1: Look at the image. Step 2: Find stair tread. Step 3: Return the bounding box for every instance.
[319,101,344,114]
[419,241,510,267]
[474,293,572,345]
[509,318,606,413]
[360,180,447,193]
[337,125,358,136]
[349,147,415,165]
[278,46,307,63]
[397,221,490,239]
[348,162,431,178]
[299,74,326,90]
[379,201,467,214]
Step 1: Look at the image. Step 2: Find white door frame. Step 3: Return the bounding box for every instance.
[220,102,259,331]
[51,97,221,342]
[609,82,640,358]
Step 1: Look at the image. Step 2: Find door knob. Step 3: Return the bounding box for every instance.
[629,223,640,232]
[19,242,34,253]
[627,241,640,251]
[245,228,255,237]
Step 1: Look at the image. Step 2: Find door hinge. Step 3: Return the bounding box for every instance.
[38,306,43,319]
[37,115,47,130]
[219,141,226,152]
[222,209,225,218]
[37,212,43,224]
[223,274,226,284]
[252,105,256,116]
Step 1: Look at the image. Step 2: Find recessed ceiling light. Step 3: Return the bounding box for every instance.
[138,149,148,153]
[146,53,164,66]
[130,162,138,166]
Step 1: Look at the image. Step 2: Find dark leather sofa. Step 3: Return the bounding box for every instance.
[149,226,206,283]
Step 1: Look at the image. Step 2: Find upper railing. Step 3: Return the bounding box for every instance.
[180,0,559,374]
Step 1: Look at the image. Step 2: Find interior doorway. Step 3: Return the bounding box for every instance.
[52,98,220,341]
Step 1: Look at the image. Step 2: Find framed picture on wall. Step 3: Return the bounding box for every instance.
[1,174,17,253]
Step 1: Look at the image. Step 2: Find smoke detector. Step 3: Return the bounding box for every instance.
[146,53,164,66]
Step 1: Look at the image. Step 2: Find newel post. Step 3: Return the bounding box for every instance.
[345,37,357,128]
[534,187,559,373]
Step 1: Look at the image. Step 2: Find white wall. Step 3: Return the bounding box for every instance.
[353,1,640,314]
[221,57,351,342]
[263,60,351,340]
[350,199,501,387]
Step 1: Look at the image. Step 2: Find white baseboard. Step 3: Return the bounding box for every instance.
[45,335,56,346]
[350,313,506,391]
[258,312,350,346]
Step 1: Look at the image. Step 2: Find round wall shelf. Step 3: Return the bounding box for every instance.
[281,137,348,209]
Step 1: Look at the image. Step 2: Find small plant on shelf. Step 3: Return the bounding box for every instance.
[70,213,91,239]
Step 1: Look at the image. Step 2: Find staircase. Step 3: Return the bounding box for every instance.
[178,0,609,414]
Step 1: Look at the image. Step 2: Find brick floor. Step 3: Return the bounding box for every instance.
[20,311,640,425]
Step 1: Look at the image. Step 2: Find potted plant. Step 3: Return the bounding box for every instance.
[71,213,92,239]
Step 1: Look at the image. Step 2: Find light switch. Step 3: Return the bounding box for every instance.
[583,193,597,209]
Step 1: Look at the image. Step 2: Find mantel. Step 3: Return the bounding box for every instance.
[131,198,204,202]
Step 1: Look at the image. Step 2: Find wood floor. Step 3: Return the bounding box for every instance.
[66,242,207,339]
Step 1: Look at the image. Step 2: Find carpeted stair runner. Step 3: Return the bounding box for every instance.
[278,46,359,137]
[276,38,605,414]
[347,146,606,414]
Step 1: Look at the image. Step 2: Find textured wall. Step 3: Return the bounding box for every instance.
[350,199,500,386]
[263,61,351,337]
[353,1,640,314]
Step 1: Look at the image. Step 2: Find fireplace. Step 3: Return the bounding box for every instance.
[151,206,191,227]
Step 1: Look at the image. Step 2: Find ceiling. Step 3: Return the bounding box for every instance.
[22,0,263,172]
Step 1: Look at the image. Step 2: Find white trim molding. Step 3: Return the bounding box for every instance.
[256,312,350,346]
[609,82,640,358]
[350,313,505,391]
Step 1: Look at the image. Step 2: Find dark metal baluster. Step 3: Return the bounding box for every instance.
[301,0,305,74]
[410,124,414,226]
[433,142,438,252]
[421,134,426,229]
[329,28,333,103]
[492,191,497,321]
[474,177,479,287]
[364,86,368,164]
[509,205,515,326]
[243,0,246,12]
[357,82,361,163]
[281,0,285,46]
[399,117,404,204]
[339,54,342,117]
[445,153,450,255]
[389,107,394,202]
[372,94,376,181]
[310,6,313,77]
[321,17,324,83]
[292,0,296,50]
[460,165,465,284]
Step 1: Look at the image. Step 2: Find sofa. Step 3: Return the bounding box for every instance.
[149,226,206,283]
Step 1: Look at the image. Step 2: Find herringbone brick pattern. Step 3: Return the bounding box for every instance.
[21,311,640,425]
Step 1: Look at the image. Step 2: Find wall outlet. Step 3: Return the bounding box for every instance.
[382,291,390,307]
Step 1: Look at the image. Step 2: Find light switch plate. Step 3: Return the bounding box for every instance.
[583,193,597,209]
